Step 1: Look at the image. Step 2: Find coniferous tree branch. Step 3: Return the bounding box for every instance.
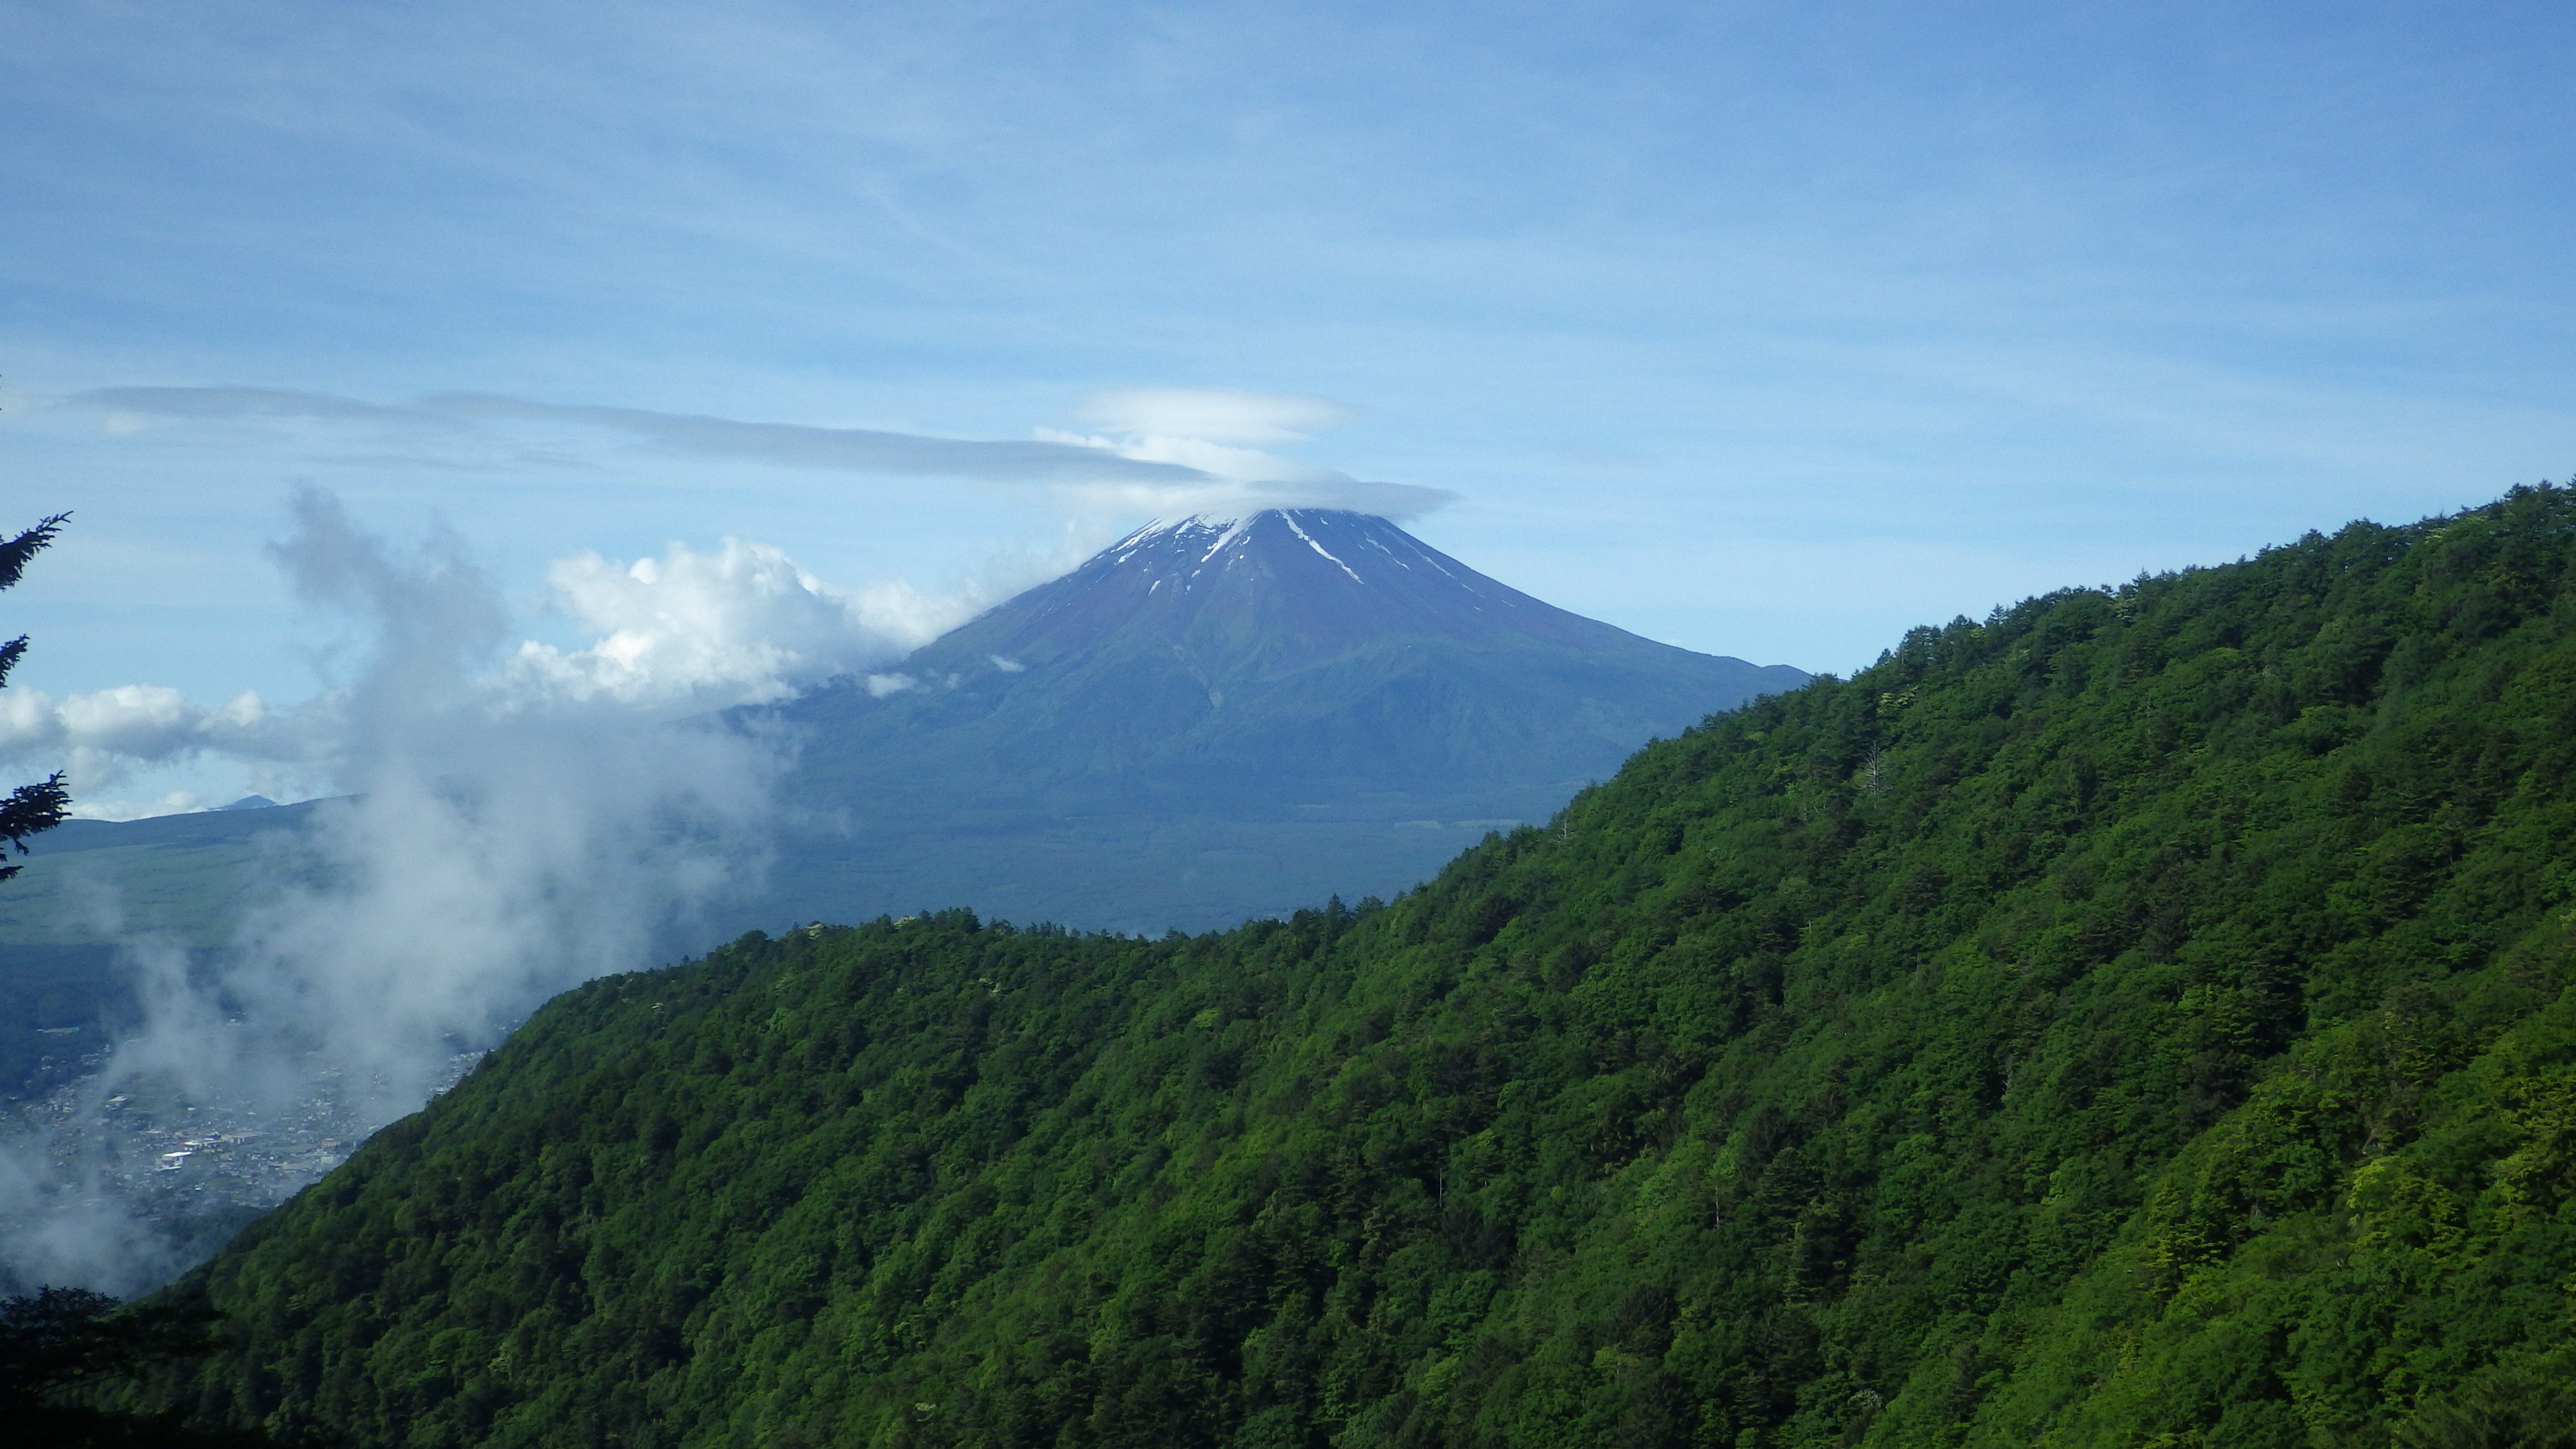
[0,771,72,881]
[0,512,68,591]
[0,513,71,878]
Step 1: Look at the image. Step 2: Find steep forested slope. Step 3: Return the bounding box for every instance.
[158,487,2576,1446]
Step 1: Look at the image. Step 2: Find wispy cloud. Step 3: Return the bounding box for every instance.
[59,384,1458,520]
[425,392,1209,485]
[70,386,441,428]
[65,385,1195,483]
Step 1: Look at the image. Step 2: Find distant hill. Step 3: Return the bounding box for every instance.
[150,486,2576,1446]
[0,803,324,1098]
[745,508,1805,932]
[0,802,325,948]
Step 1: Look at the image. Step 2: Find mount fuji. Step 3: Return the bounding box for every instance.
[741,509,1805,932]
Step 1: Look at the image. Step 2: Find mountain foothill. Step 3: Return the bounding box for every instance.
[24,491,2576,1445]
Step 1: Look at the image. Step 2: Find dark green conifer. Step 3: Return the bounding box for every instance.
[0,513,73,880]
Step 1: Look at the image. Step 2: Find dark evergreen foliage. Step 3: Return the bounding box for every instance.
[0,512,72,882]
[1,1287,302,1446]
[0,513,69,592]
[156,487,2576,1445]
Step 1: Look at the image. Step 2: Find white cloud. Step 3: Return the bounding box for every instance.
[0,515,998,806]
[255,488,782,1045]
[504,537,970,711]
[0,683,317,797]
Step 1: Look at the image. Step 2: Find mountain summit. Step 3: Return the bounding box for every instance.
[828,508,1803,804]
[936,509,1723,682]
[748,509,1804,931]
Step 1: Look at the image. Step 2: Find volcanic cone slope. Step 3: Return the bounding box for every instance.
[751,509,1803,931]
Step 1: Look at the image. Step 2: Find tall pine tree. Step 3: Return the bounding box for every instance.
[1,513,73,880]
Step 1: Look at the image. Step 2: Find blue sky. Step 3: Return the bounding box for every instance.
[5,0,2575,808]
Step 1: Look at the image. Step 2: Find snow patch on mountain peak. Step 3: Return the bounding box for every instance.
[1097,509,1426,593]
[1278,513,1362,583]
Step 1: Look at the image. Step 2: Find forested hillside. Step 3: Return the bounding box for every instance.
[152,487,2576,1446]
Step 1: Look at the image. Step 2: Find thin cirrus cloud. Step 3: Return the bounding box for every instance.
[60,385,1459,520]
[425,392,1211,484]
[68,386,439,428]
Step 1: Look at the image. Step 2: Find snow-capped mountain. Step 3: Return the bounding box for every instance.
[944,508,1712,675]
[924,508,1762,679]
[745,509,1806,933]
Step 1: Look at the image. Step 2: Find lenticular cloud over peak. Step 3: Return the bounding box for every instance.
[1073,387,1364,445]
[1040,386,1452,521]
